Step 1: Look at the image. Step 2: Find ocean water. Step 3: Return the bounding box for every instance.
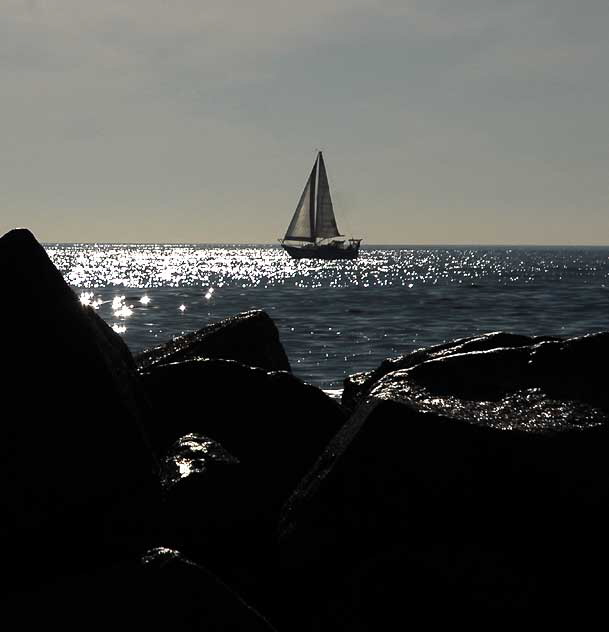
[46,244,609,389]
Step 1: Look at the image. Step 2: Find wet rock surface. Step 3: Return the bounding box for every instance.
[135,309,291,373]
[141,358,348,618]
[373,331,609,411]
[280,332,609,627]
[156,431,279,613]
[342,331,561,410]
[158,433,249,562]
[160,432,240,490]
[140,357,348,506]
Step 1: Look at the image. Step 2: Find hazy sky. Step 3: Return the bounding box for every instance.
[2,0,609,244]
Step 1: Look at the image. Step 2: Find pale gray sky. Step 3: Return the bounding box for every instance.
[2,0,608,244]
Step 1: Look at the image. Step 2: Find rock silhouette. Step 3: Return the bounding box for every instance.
[280,332,609,627]
[157,432,252,570]
[135,309,291,373]
[0,228,158,588]
[141,358,348,616]
[140,357,347,506]
[3,226,609,629]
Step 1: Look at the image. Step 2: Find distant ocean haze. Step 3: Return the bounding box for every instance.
[46,244,609,389]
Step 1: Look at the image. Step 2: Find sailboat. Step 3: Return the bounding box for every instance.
[280,151,361,260]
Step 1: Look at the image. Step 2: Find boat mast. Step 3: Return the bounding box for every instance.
[309,152,318,244]
[313,150,322,244]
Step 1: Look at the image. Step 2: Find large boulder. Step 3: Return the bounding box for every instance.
[157,433,249,561]
[141,359,349,621]
[280,332,609,627]
[140,358,348,508]
[341,331,560,410]
[157,433,276,613]
[135,310,291,373]
[2,547,278,631]
[0,228,158,587]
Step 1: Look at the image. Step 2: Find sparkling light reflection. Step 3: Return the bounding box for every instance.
[112,295,125,310]
[46,244,609,290]
[176,459,192,477]
[79,291,102,309]
[44,244,609,391]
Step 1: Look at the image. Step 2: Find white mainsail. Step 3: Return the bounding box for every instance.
[283,152,341,242]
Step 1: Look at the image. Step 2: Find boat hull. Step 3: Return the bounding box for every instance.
[282,242,360,260]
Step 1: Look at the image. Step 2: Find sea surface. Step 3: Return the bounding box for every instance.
[46,244,609,390]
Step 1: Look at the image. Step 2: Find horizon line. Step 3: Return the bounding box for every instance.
[40,241,609,248]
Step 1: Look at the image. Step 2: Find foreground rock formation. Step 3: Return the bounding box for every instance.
[281,332,609,627]
[2,227,608,628]
[0,228,341,628]
[0,228,158,588]
[139,356,348,611]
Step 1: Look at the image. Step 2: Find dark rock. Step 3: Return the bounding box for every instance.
[140,358,348,507]
[139,548,278,631]
[2,548,277,631]
[157,433,273,610]
[397,331,609,409]
[141,359,348,621]
[158,433,250,562]
[281,332,609,626]
[135,309,291,373]
[0,228,158,588]
[342,331,561,410]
